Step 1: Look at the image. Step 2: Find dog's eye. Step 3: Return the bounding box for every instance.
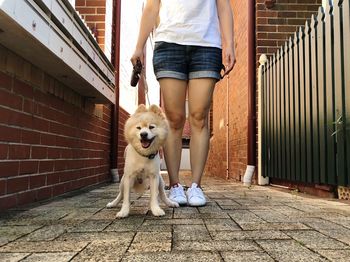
[149,125,156,129]
[136,126,141,130]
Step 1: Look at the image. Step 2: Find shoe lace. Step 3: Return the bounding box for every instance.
[170,186,184,197]
[190,187,204,199]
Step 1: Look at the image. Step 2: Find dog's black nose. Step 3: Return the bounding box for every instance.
[140,132,148,139]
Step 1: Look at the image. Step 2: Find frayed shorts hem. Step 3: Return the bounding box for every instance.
[155,70,220,81]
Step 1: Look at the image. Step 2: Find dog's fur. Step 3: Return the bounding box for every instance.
[106,104,179,218]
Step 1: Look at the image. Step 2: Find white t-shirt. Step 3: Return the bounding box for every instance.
[154,0,222,48]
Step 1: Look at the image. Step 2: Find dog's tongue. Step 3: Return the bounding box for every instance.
[141,140,151,148]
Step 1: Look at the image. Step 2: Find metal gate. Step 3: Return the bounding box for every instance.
[260,0,350,186]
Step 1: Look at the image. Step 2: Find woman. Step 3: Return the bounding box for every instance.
[131,0,236,206]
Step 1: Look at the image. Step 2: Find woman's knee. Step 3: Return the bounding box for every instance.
[166,111,186,130]
[189,111,207,130]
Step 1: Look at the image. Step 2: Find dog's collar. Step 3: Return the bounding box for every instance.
[138,151,158,159]
[147,152,157,159]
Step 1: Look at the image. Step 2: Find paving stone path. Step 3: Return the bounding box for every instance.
[1,172,350,261]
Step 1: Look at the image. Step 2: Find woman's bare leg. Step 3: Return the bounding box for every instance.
[159,78,187,186]
[188,78,216,186]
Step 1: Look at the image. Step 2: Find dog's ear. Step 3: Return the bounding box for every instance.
[135,104,147,114]
[149,104,163,116]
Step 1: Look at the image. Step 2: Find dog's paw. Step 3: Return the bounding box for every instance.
[163,198,180,208]
[168,201,180,208]
[116,209,129,218]
[106,202,116,208]
[151,207,165,217]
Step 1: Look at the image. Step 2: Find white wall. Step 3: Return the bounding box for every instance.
[104,0,113,61]
[144,35,160,107]
[160,149,191,170]
[68,0,75,7]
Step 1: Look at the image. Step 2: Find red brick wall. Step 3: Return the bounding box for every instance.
[76,0,106,50]
[182,121,191,139]
[206,0,322,182]
[117,107,129,175]
[0,45,112,210]
[206,0,249,181]
[76,0,126,180]
[256,0,322,60]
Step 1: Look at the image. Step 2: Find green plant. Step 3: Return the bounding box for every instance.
[330,113,350,138]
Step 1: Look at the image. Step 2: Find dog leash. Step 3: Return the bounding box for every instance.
[131,60,151,106]
[141,69,151,106]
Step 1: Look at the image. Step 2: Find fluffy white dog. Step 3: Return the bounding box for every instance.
[106,104,179,218]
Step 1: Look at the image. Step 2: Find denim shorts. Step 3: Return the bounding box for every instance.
[153,41,223,81]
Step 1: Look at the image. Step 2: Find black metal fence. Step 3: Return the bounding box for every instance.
[261,0,349,186]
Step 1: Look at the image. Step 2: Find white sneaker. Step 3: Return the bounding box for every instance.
[187,183,206,207]
[169,183,187,205]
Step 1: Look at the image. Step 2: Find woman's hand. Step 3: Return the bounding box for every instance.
[222,43,236,76]
[130,48,144,66]
[130,0,160,66]
[217,0,236,76]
